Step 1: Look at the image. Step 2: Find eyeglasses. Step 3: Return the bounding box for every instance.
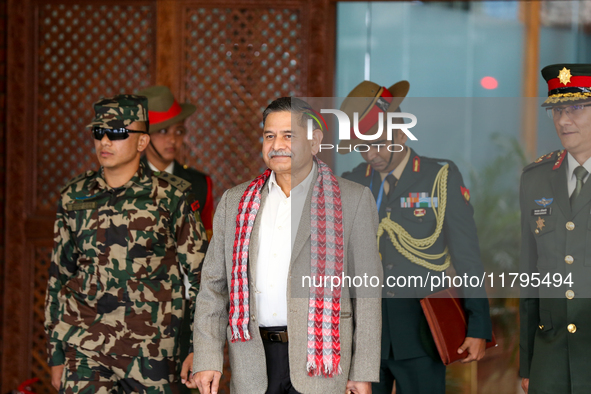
[92,127,146,141]
[546,104,591,120]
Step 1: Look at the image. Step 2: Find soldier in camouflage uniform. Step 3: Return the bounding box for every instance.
[44,95,207,394]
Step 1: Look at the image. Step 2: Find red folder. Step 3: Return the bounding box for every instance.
[420,287,497,365]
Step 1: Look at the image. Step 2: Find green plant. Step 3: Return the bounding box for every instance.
[469,134,527,358]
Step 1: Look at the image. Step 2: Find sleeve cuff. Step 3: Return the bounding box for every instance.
[48,339,65,366]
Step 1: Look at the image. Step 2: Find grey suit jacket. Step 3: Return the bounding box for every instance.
[193,169,382,394]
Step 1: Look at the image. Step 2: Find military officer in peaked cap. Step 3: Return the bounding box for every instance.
[44,94,207,393]
[341,81,492,394]
[136,85,214,240]
[520,64,591,394]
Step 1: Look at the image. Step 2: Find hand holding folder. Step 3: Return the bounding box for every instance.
[420,287,497,365]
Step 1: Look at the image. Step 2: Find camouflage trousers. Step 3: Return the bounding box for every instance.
[59,344,181,394]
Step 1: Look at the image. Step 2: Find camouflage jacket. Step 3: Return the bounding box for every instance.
[44,163,207,366]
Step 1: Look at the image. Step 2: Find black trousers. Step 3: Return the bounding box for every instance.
[372,355,445,394]
[262,326,301,394]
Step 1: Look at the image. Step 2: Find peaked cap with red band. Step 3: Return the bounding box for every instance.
[541,63,591,107]
[136,85,197,132]
[338,80,410,154]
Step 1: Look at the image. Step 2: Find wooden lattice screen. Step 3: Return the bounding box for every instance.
[180,5,306,201]
[2,0,335,393]
[36,2,156,211]
[31,247,53,392]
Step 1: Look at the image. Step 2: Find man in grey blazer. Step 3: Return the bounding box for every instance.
[185,97,382,394]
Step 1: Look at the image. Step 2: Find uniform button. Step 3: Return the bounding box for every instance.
[278,226,282,230]
[566,290,575,299]
[566,221,575,231]
[252,315,256,320]
[386,291,395,297]
[273,253,277,258]
[568,324,577,333]
[387,264,394,270]
[273,313,277,317]
[535,229,540,234]
[539,324,544,330]
[565,255,574,264]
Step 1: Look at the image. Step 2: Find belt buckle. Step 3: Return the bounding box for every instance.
[269,332,282,342]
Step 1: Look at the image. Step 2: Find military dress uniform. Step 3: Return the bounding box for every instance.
[136,85,215,240]
[519,150,591,394]
[44,163,207,394]
[343,149,492,394]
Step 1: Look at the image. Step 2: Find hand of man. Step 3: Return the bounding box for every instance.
[191,370,222,394]
[521,378,529,393]
[346,380,372,394]
[51,365,65,390]
[457,337,486,363]
[180,352,194,386]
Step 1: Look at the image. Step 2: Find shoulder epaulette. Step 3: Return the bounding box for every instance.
[421,156,458,170]
[60,170,96,193]
[353,162,372,175]
[523,150,564,172]
[152,171,191,192]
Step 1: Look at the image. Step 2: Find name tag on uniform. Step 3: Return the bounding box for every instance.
[66,201,98,211]
[532,208,552,216]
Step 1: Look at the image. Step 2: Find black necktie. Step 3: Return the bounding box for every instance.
[571,165,589,206]
[385,174,398,195]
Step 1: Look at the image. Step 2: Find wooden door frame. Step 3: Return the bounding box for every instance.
[2,0,34,390]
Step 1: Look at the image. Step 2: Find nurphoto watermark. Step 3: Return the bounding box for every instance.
[306,109,418,152]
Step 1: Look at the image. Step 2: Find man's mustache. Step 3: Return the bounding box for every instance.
[268,150,292,159]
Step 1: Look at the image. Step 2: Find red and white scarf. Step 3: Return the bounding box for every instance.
[229,157,344,377]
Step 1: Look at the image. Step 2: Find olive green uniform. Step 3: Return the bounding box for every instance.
[519,150,591,394]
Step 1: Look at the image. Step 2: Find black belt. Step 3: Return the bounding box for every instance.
[260,327,289,343]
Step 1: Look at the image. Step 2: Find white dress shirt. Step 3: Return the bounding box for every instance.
[566,153,591,197]
[255,163,316,327]
[147,160,175,174]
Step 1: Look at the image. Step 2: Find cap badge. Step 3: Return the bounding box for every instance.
[558,67,572,86]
